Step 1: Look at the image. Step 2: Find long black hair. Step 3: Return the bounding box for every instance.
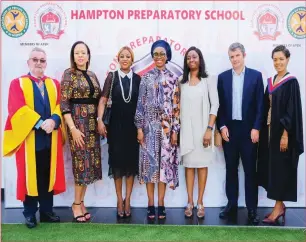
[181,46,208,84]
[70,41,91,70]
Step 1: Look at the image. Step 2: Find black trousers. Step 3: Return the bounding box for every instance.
[23,149,53,217]
[222,121,258,210]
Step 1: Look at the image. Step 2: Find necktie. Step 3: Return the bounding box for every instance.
[36,79,45,98]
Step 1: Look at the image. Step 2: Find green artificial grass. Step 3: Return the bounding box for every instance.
[1,223,305,241]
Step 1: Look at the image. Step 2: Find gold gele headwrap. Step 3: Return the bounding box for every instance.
[117,46,134,62]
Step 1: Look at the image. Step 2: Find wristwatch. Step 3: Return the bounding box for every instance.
[207,125,213,130]
[97,117,102,122]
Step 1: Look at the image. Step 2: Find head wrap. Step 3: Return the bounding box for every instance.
[117,46,134,62]
[151,40,172,63]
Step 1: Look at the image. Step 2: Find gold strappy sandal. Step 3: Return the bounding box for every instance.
[196,204,205,219]
[184,203,194,218]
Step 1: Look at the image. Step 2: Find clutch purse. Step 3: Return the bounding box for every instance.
[102,71,115,126]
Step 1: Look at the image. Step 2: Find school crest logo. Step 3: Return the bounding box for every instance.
[34,3,67,39]
[1,5,29,38]
[287,7,306,39]
[251,4,284,40]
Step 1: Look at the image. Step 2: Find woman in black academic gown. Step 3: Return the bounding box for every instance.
[258,45,304,225]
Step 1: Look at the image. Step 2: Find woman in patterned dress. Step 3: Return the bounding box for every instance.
[135,40,180,220]
[60,41,102,222]
[97,46,141,218]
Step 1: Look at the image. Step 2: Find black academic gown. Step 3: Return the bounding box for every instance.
[257,74,304,202]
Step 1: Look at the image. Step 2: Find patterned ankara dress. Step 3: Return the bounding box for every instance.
[60,68,102,185]
[135,67,180,189]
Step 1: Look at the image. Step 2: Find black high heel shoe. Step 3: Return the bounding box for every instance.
[158,206,166,220]
[72,202,85,223]
[117,200,124,219]
[81,201,91,221]
[147,206,155,220]
[124,198,131,218]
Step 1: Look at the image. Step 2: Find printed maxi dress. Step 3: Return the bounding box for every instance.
[135,67,180,189]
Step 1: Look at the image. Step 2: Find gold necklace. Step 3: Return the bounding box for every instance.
[189,78,199,85]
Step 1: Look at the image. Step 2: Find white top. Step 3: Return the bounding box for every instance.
[180,76,219,167]
[118,69,133,79]
[232,67,245,120]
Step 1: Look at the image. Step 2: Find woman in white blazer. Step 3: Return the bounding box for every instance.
[180,46,219,218]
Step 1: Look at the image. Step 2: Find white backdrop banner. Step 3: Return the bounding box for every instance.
[1,1,305,208]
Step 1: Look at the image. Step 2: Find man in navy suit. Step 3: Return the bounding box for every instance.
[217,43,264,225]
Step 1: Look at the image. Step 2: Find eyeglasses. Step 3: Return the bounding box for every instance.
[153,52,166,58]
[30,58,46,64]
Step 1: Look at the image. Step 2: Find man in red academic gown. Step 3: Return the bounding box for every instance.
[3,47,66,228]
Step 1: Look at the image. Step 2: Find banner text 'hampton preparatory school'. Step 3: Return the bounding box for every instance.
[71,9,245,20]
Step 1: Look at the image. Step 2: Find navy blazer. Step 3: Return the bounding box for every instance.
[32,80,60,151]
[217,67,264,131]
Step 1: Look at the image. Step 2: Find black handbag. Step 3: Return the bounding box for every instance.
[102,71,115,126]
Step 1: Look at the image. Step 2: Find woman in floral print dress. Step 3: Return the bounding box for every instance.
[60,41,102,222]
[135,40,180,220]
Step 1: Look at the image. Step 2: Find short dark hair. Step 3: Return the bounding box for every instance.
[271,45,290,59]
[70,41,91,70]
[181,46,208,84]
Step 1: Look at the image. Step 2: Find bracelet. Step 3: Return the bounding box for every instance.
[70,126,76,131]
[281,136,288,139]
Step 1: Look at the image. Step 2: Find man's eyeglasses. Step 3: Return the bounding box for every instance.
[153,52,166,58]
[30,58,46,64]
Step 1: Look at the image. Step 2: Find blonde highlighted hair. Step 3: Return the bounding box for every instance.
[117,46,134,62]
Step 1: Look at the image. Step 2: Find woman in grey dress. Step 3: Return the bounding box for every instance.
[180,47,219,218]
